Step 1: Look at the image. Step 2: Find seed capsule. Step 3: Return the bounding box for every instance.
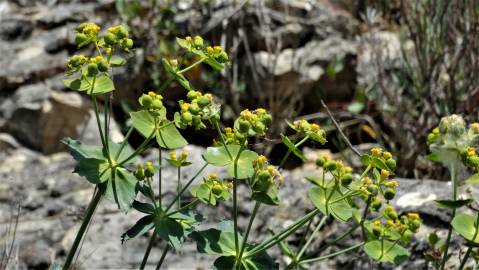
[151,99,163,110]
[367,184,379,195]
[139,94,152,108]
[104,32,117,46]
[197,96,211,107]
[75,33,88,46]
[97,60,109,72]
[386,159,396,171]
[324,161,337,171]
[87,63,98,76]
[187,90,199,101]
[340,174,353,186]
[238,120,251,133]
[384,188,395,200]
[181,112,193,123]
[145,162,155,177]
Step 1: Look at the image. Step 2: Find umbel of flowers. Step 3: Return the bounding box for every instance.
[60,22,421,270]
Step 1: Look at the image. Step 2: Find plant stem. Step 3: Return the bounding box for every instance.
[165,163,208,212]
[139,228,158,270]
[63,188,103,270]
[232,144,245,255]
[238,202,261,261]
[167,199,199,217]
[116,131,155,166]
[89,79,107,150]
[159,149,162,209]
[299,242,364,265]
[459,246,472,270]
[304,223,360,259]
[104,94,111,163]
[177,57,206,74]
[246,209,320,257]
[278,135,309,169]
[114,125,134,160]
[440,164,457,270]
[295,216,328,261]
[214,121,233,160]
[177,167,181,209]
[146,178,158,209]
[155,245,170,270]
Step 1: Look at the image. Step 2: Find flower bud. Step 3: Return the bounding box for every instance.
[197,96,211,107]
[145,162,155,177]
[386,159,396,171]
[217,51,229,63]
[116,25,129,39]
[104,32,117,46]
[122,38,133,50]
[180,151,188,161]
[75,33,88,46]
[181,112,193,123]
[315,156,327,167]
[169,151,177,160]
[373,224,382,237]
[193,36,203,48]
[187,90,199,101]
[97,60,109,72]
[380,169,390,179]
[139,94,152,108]
[238,119,251,133]
[367,184,379,195]
[340,174,353,186]
[188,103,201,114]
[386,210,398,220]
[87,63,98,76]
[253,122,266,134]
[384,188,395,200]
[134,164,145,181]
[211,183,223,195]
[371,196,382,211]
[324,161,337,171]
[151,99,163,110]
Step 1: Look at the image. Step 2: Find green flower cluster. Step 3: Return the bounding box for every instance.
[291,119,327,144]
[182,36,229,64]
[371,209,421,243]
[234,108,272,137]
[190,173,232,205]
[138,92,164,115]
[166,150,191,168]
[251,155,283,192]
[315,156,353,187]
[134,161,156,181]
[175,91,220,130]
[104,25,133,51]
[427,114,479,171]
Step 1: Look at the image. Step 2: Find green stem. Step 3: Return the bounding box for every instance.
[440,164,457,270]
[155,245,170,270]
[238,202,261,262]
[167,199,199,217]
[459,246,473,270]
[139,228,158,270]
[89,78,106,150]
[165,163,208,212]
[246,209,320,258]
[304,223,360,259]
[63,188,103,270]
[146,178,158,209]
[233,144,245,255]
[116,131,155,166]
[159,149,162,210]
[177,57,206,74]
[177,167,181,209]
[104,94,111,163]
[295,216,328,261]
[214,121,233,160]
[299,242,364,265]
[114,125,134,161]
[279,135,309,169]
[157,77,173,94]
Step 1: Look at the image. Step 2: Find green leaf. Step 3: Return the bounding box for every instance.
[62,137,104,160]
[104,167,138,211]
[425,153,440,163]
[308,187,353,222]
[435,199,473,210]
[466,173,479,185]
[280,134,307,161]
[130,110,188,149]
[363,240,409,264]
[121,215,155,243]
[370,156,389,171]
[75,158,111,184]
[360,155,371,166]
[252,185,280,206]
[191,184,217,205]
[203,145,259,179]
[156,215,187,250]
[193,49,225,71]
[162,58,192,91]
[213,256,236,270]
[132,200,156,214]
[156,121,188,149]
[191,228,238,256]
[451,214,479,243]
[63,75,115,95]
[110,56,127,66]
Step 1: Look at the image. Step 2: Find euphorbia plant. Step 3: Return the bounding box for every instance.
[61,22,421,270]
[426,115,479,270]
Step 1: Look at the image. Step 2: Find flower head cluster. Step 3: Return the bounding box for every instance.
[166,150,191,168]
[104,25,133,51]
[138,92,164,115]
[428,115,479,171]
[175,90,220,130]
[181,36,229,64]
[191,173,232,205]
[251,155,283,192]
[234,109,272,137]
[134,161,156,181]
[315,155,353,187]
[371,210,421,243]
[75,22,101,46]
[291,120,327,144]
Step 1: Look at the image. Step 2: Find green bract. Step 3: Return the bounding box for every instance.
[363,240,409,264]
[203,145,258,179]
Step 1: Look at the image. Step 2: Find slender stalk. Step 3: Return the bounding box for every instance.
[63,188,103,270]
[299,242,364,265]
[177,167,181,209]
[232,144,245,255]
[104,94,111,163]
[146,178,158,209]
[114,125,134,161]
[296,218,314,255]
[296,216,328,261]
[159,149,162,209]
[166,163,208,212]
[117,131,155,166]
[238,202,261,261]
[246,209,320,257]
[214,121,233,160]
[459,247,472,270]
[167,199,199,217]
[155,245,170,270]
[89,78,107,149]
[440,164,457,270]
[279,135,309,168]
[177,57,206,74]
[157,77,173,94]
[304,223,360,259]
[139,228,158,270]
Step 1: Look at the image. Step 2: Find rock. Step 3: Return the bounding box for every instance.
[0,16,33,41]
[0,133,21,150]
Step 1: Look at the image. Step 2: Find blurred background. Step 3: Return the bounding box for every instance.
[1,0,479,269]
